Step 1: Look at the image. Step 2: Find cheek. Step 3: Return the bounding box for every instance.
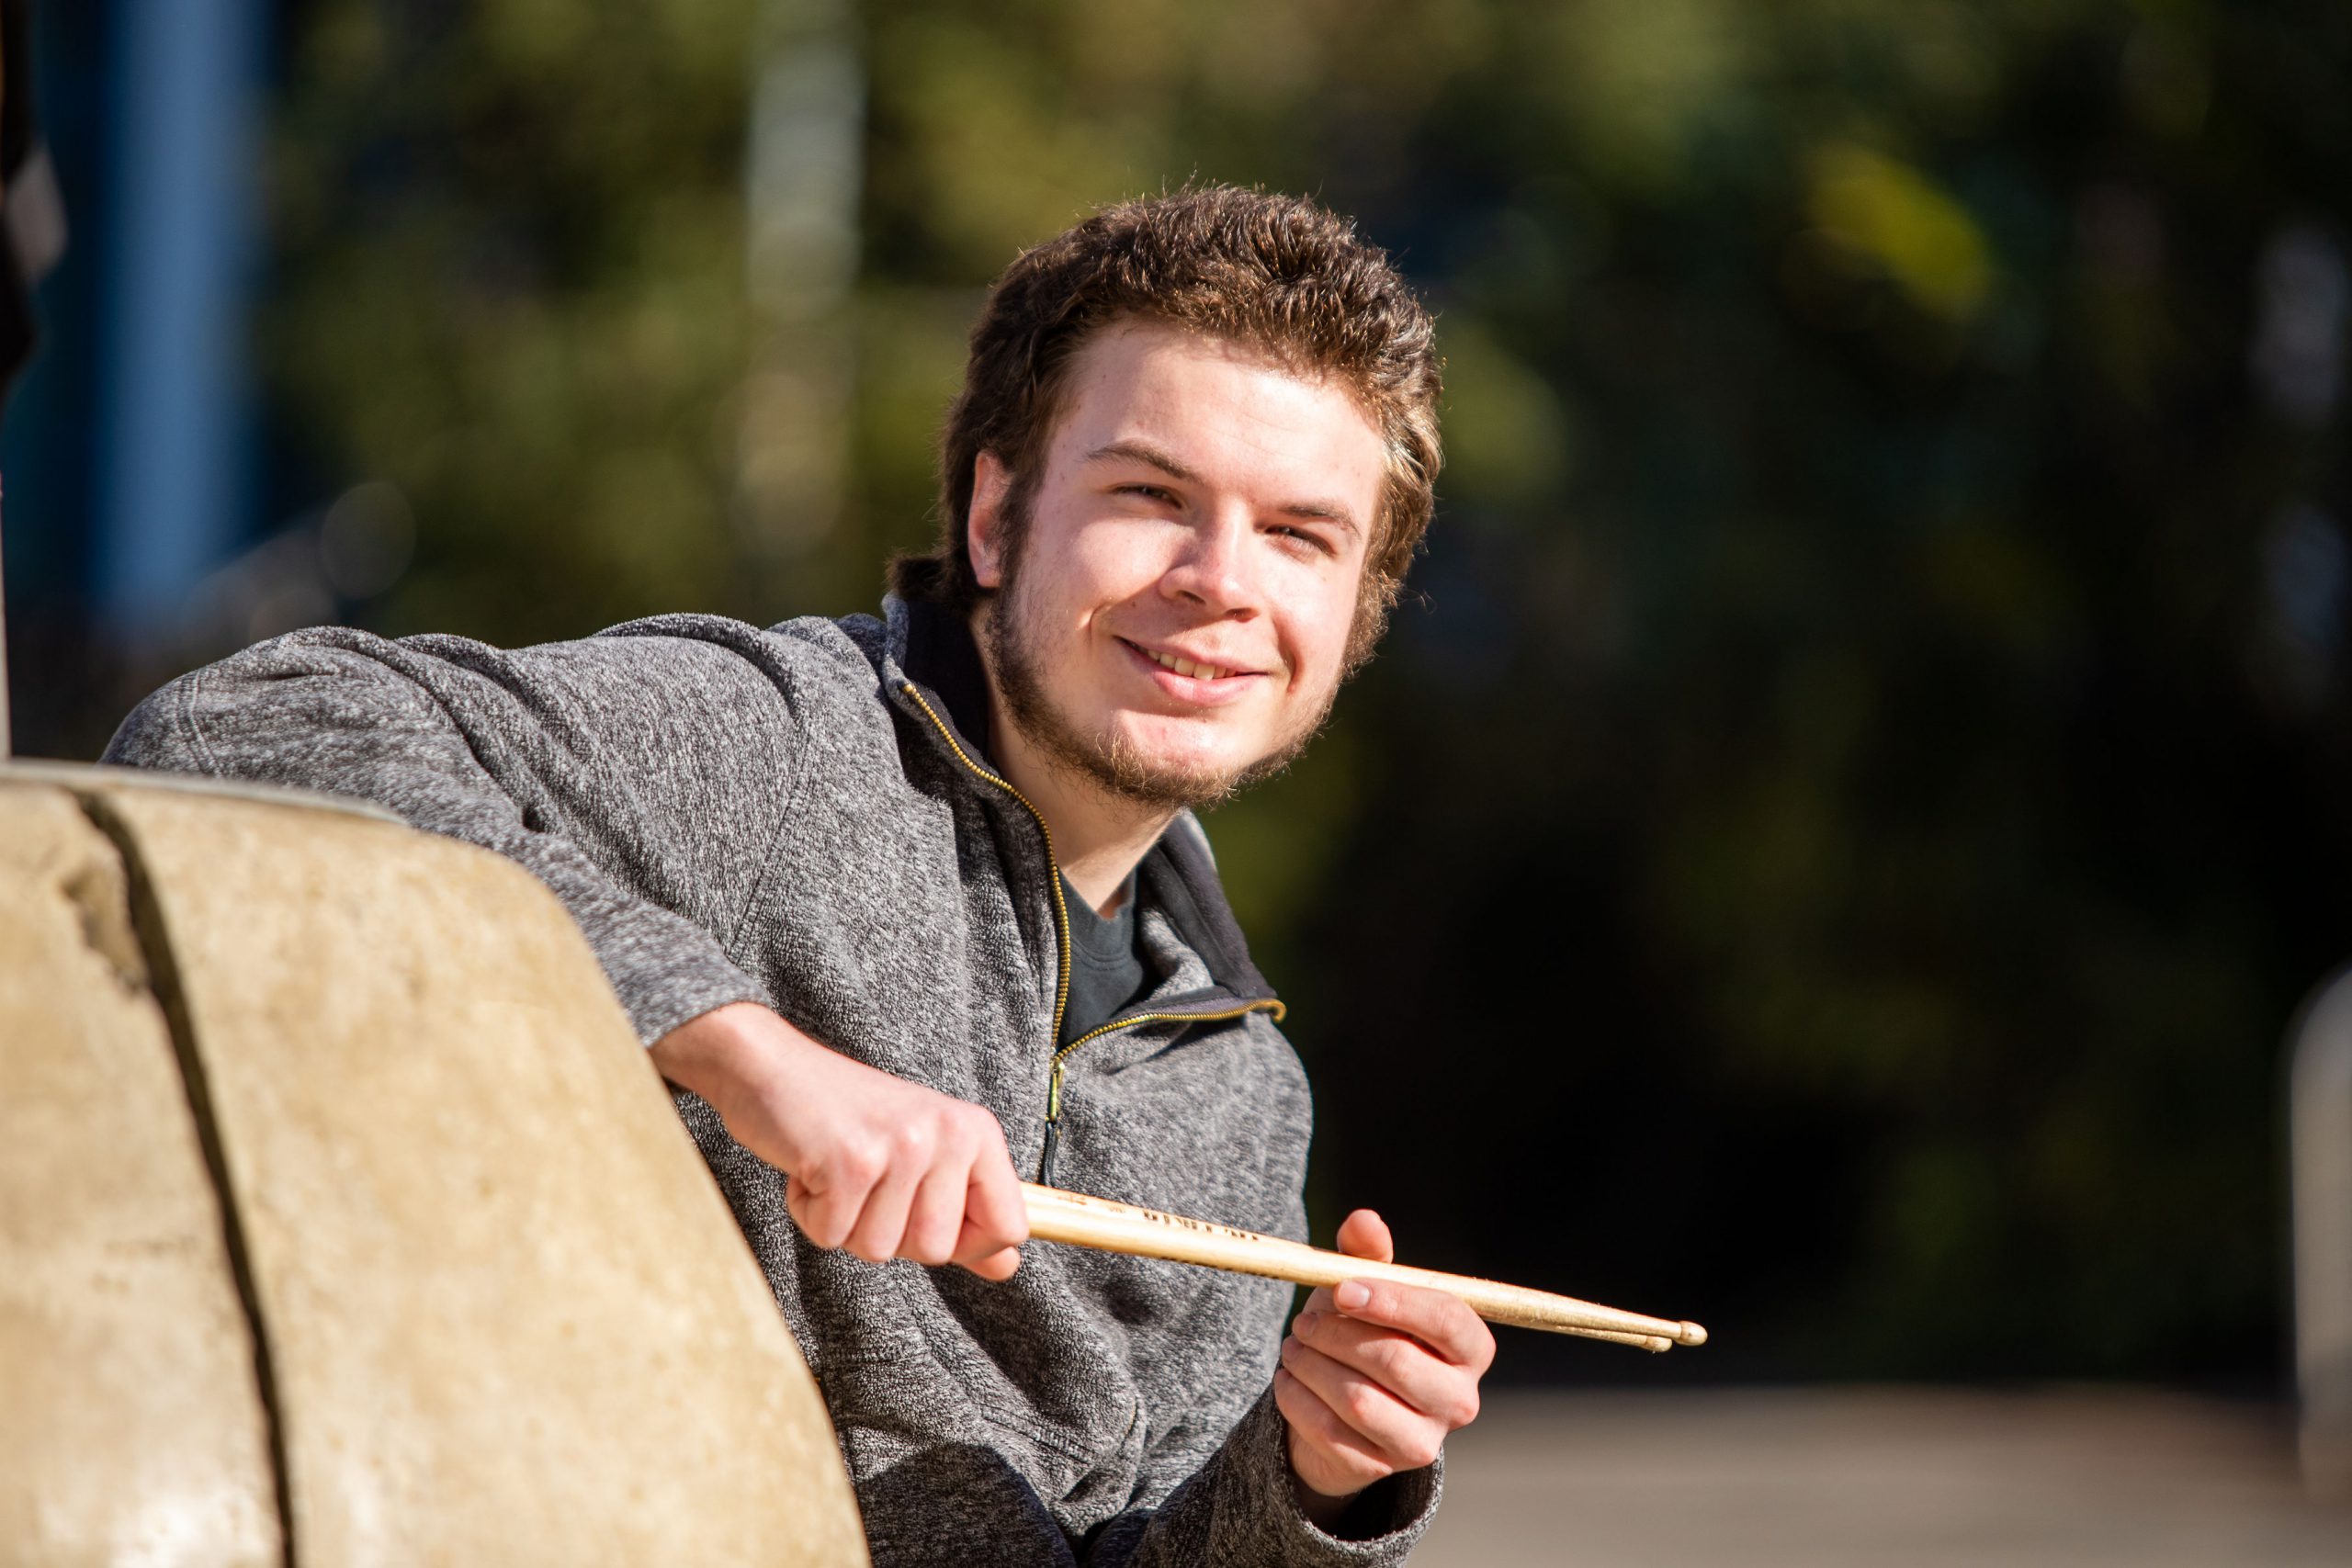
[1054,524,1170,619]
[1279,568,1363,685]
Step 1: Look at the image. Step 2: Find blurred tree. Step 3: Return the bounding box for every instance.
[1289,0,2352,1382]
[265,0,2352,1382]
[266,0,766,640]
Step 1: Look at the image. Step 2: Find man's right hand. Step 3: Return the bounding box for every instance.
[650,1001,1027,1280]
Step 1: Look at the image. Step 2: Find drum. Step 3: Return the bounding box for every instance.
[0,766,868,1565]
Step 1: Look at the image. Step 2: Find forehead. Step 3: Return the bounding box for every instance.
[1045,320,1386,508]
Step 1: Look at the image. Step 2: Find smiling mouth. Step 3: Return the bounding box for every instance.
[1122,639,1254,682]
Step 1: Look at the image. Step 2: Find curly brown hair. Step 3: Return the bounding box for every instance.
[888,186,1442,669]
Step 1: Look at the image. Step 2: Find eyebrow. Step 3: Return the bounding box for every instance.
[1084,438,1363,536]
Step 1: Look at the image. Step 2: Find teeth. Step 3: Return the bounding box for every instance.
[1147,648,1227,681]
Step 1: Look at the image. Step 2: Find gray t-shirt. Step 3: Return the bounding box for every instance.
[1059,871,1151,1045]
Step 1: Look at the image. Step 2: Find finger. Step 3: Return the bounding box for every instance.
[958,1245,1023,1281]
[1334,1208,1395,1264]
[1273,1367,1392,1495]
[786,1170,865,1252]
[841,1153,922,1263]
[1291,1309,1481,1427]
[1278,1335,1445,1472]
[899,1156,969,1266]
[951,1125,1029,1267]
[1329,1280,1497,1373]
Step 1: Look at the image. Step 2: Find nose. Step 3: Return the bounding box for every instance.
[1159,505,1263,618]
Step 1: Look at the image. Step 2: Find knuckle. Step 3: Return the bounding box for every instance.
[830,1143,882,1190]
[786,1192,842,1247]
[913,1217,963,1263]
[973,1165,1018,1210]
[1359,1338,1410,1388]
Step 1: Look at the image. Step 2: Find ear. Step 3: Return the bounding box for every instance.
[967,452,1013,591]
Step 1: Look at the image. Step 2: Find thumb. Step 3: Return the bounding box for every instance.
[1334,1208,1395,1264]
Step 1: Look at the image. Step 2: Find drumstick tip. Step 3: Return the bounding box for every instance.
[1676,1321,1708,1348]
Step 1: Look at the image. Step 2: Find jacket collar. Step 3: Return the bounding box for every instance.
[892,592,999,771]
[881,594,1280,1012]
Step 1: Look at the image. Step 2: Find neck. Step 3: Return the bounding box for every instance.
[988,709,1172,918]
[970,614,1173,919]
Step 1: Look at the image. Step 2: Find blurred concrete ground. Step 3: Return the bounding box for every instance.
[1414,1388,2352,1566]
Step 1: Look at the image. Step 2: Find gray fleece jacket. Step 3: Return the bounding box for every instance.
[105,594,1440,1566]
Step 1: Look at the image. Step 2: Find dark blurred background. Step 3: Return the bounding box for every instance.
[6,0,2350,1394]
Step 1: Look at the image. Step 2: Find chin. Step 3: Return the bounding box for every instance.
[1065,720,1241,811]
[1114,719,1251,779]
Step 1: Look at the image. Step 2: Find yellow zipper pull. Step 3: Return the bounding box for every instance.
[1040,1061,1066,1185]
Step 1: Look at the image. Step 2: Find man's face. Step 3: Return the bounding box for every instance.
[970,319,1385,809]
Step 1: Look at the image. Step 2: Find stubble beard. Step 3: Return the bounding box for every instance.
[981,550,1335,814]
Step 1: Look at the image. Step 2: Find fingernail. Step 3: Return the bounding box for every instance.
[1295,1310,1323,1333]
[1336,1280,1371,1312]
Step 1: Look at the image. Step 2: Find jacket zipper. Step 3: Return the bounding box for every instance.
[899,682,1283,1182]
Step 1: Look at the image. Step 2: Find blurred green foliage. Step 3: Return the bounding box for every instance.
[266,0,2352,1381]
[269,0,763,637]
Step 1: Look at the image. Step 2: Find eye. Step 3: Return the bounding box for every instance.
[1114,482,1180,506]
[1269,524,1336,557]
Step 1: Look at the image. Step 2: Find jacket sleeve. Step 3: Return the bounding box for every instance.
[1082,1384,1441,1566]
[100,619,806,1044]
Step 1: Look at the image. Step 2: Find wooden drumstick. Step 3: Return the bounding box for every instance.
[1020,1183,1706,1352]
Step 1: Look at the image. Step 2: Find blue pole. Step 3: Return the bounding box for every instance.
[96,0,264,637]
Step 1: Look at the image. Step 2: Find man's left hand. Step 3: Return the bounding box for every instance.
[1274,1209,1495,1530]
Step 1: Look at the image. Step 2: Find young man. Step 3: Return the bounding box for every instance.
[106,186,1492,1564]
